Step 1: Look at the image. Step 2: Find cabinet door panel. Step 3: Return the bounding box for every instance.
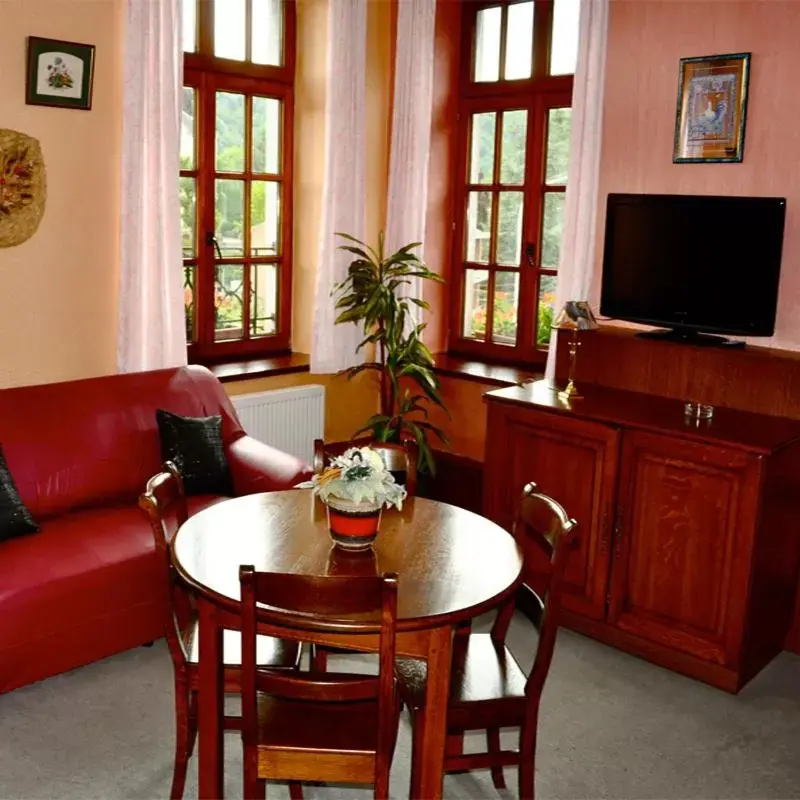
[608,431,759,665]
[486,405,619,620]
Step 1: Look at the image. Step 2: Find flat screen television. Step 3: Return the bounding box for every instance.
[600,193,786,347]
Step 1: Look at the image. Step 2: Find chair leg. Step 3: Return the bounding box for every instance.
[170,678,191,800]
[311,644,329,672]
[289,782,303,799]
[375,766,390,800]
[518,720,537,800]
[242,746,261,800]
[486,727,506,790]
[409,710,424,798]
[187,690,199,759]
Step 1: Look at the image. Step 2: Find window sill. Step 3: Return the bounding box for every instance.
[432,352,541,387]
[196,352,310,384]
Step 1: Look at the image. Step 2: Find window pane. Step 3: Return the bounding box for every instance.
[215,264,245,341]
[493,271,520,345]
[545,108,572,185]
[184,265,196,343]
[497,192,523,266]
[180,87,195,170]
[474,6,501,82]
[499,110,527,185]
[551,0,580,76]
[463,269,489,339]
[215,179,245,257]
[252,97,281,174]
[251,181,280,257]
[216,92,245,172]
[252,0,283,66]
[215,0,246,60]
[250,263,278,336]
[504,2,533,80]
[469,112,496,184]
[182,0,196,53]
[179,177,196,258]
[537,274,557,346]
[541,192,565,268]
[466,191,493,263]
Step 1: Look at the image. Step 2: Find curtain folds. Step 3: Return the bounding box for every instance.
[545,0,609,384]
[384,0,436,326]
[310,0,367,374]
[117,0,186,373]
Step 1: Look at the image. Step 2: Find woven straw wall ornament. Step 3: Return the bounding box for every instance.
[0,129,46,248]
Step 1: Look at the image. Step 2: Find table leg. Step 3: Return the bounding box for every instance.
[197,596,224,799]
[411,625,453,800]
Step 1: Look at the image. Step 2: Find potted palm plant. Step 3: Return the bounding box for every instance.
[333,232,448,474]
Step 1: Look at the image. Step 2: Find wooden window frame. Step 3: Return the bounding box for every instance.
[183,0,296,363]
[448,0,574,368]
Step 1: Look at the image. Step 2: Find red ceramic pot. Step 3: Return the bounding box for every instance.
[325,496,383,550]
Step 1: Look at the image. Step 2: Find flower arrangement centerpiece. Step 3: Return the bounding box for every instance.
[297,446,406,550]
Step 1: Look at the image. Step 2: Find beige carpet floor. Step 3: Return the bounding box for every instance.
[2,612,800,799]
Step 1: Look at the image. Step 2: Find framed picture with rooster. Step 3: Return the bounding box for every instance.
[25,36,96,111]
[673,52,750,164]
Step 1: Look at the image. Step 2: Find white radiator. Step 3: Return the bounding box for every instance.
[231,384,325,464]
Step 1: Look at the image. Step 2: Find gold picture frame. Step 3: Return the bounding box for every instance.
[673,52,750,164]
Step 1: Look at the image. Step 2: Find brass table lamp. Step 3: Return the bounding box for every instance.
[551,300,598,401]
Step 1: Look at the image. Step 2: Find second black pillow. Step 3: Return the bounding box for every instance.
[156,410,233,496]
[0,446,39,542]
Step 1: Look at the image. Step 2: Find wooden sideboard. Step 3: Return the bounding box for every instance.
[483,380,800,692]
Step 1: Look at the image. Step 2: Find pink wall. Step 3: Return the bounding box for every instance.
[0,0,123,388]
[597,1,800,349]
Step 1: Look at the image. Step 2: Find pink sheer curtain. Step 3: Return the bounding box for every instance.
[117,0,187,373]
[311,0,367,374]
[384,0,436,329]
[545,0,609,385]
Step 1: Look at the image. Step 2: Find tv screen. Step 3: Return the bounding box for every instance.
[600,193,786,339]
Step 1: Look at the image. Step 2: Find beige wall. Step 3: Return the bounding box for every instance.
[0,0,123,388]
[0,0,391,395]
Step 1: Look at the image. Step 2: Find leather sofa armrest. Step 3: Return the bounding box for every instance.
[226,435,313,496]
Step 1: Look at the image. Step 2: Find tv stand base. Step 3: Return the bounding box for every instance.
[635,328,746,349]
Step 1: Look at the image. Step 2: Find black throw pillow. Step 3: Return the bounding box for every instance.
[156,410,233,496]
[0,446,39,542]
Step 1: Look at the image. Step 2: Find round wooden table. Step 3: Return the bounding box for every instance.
[172,490,523,799]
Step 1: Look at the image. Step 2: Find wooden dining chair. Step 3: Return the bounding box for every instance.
[311,437,417,672]
[239,567,401,800]
[395,482,579,800]
[138,463,302,800]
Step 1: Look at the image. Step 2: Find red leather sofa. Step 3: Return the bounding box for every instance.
[0,365,312,694]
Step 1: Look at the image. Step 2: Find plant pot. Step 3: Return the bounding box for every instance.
[325,495,383,550]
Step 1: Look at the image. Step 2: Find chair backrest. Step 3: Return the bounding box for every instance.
[313,438,418,496]
[239,568,399,781]
[491,482,578,703]
[138,462,191,670]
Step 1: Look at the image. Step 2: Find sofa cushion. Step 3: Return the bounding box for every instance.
[156,409,232,496]
[0,496,227,644]
[0,446,39,541]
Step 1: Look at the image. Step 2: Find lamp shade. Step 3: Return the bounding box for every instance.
[552,301,598,332]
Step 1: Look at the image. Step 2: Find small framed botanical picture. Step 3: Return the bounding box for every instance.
[673,52,751,164]
[25,36,96,111]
